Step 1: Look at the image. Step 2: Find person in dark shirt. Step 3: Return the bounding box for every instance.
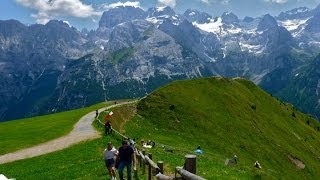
[117,140,136,180]
[104,121,112,135]
[95,109,99,118]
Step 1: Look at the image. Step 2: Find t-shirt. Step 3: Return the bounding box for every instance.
[118,146,134,163]
[104,147,118,160]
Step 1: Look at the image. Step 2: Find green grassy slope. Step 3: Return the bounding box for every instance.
[0,102,111,155]
[1,77,320,179]
[124,77,320,179]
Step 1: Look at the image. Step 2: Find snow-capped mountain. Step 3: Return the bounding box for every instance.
[183,9,212,24]
[1,4,320,121]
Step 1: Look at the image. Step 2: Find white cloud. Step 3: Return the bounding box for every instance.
[16,0,101,24]
[264,0,288,3]
[201,0,210,4]
[157,0,177,8]
[101,1,141,10]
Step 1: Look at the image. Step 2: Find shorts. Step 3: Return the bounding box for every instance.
[105,158,115,167]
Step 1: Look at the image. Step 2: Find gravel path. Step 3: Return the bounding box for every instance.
[0,101,135,164]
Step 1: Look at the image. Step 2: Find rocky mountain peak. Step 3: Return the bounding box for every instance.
[277,7,310,20]
[221,12,239,24]
[305,13,320,33]
[0,19,27,36]
[257,14,278,31]
[183,9,212,23]
[45,20,70,28]
[99,6,146,28]
[147,6,176,17]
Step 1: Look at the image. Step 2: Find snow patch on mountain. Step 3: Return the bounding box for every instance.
[192,18,223,34]
[189,12,196,16]
[239,42,263,53]
[227,27,242,34]
[279,19,308,31]
[146,17,162,24]
[156,6,166,12]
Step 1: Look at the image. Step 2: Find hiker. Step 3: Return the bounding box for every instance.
[117,140,136,180]
[104,142,118,180]
[195,145,203,154]
[95,109,99,118]
[233,155,238,164]
[254,161,262,169]
[147,140,156,147]
[104,111,114,122]
[140,139,145,146]
[141,139,151,148]
[105,121,112,135]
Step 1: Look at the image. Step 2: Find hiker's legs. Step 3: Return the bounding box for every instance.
[118,161,125,180]
[126,162,132,180]
[107,166,113,177]
[111,166,116,178]
[105,127,110,135]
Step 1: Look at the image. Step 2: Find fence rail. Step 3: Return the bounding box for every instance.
[176,167,206,180]
[96,110,205,180]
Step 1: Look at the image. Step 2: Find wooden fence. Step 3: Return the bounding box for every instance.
[110,127,206,180]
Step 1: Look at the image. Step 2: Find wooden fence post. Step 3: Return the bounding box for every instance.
[138,151,142,168]
[185,154,197,174]
[148,153,152,180]
[142,150,146,175]
[157,161,164,174]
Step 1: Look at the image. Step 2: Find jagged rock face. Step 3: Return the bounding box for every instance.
[0,19,86,121]
[147,6,176,17]
[277,7,311,20]
[99,7,147,28]
[305,13,320,33]
[184,9,212,24]
[257,14,278,31]
[2,5,320,121]
[221,12,239,25]
[107,20,149,51]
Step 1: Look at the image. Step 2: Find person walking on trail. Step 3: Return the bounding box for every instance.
[117,140,136,180]
[105,121,112,135]
[95,110,99,118]
[104,142,118,180]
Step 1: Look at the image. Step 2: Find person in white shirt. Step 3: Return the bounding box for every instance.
[104,142,118,180]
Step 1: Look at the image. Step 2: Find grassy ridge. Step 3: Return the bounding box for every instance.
[0,102,111,155]
[123,77,320,179]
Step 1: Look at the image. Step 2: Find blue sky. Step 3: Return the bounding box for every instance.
[1,0,319,30]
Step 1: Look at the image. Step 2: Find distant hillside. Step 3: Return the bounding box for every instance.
[260,54,320,120]
[127,77,320,179]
